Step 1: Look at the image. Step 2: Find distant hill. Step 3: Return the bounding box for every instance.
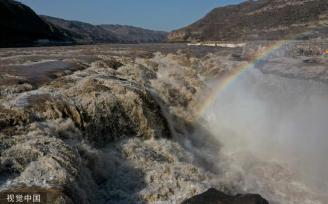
[168,0,328,42]
[41,16,119,44]
[43,16,168,44]
[0,0,167,47]
[100,24,168,43]
[0,0,74,47]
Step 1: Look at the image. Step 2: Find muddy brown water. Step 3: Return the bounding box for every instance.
[0,60,84,87]
[0,44,240,88]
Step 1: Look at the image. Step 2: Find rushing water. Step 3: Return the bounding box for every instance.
[1,45,328,203]
[203,67,328,204]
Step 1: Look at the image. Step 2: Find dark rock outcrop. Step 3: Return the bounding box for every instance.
[181,188,269,204]
[169,0,328,42]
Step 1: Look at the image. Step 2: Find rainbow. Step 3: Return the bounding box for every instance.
[196,40,290,117]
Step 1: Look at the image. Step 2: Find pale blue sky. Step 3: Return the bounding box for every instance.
[19,0,245,31]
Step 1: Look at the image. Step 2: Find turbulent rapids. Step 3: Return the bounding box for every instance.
[0,43,327,204]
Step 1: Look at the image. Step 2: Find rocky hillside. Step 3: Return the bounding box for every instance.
[43,16,168,44]
[0,0,167,47]
[41,16,120,44]
[168,0,328,42]
[0,0,74,47]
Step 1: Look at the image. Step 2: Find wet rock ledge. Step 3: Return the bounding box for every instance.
[182,188,269,204]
